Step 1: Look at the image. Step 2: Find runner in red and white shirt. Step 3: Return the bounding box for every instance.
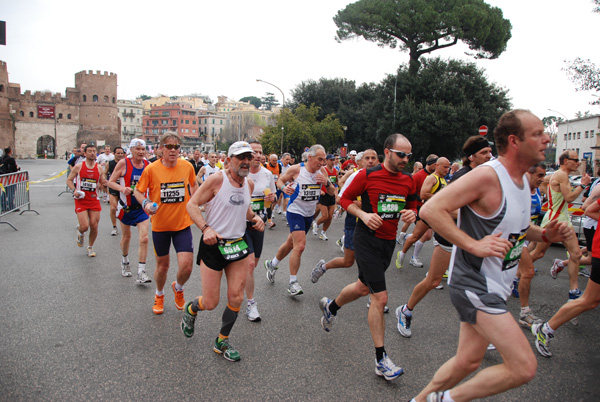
[66,145,104,257]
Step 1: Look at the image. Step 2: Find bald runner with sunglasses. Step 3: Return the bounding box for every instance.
[319,134,417,381]
[134,132,199,315]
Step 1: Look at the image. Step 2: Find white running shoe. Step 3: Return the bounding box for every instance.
[246,301,261,322]
[288,281,303,296]
[136,270,152,284]
[311,259,327,283]
[375,353,404,381]
[395,251,405,269]
[337,235,345,252]
[320,231,328,241]
[121,262,132,277]
[86,246,96,257]
[111,227,118,236]
[312,221,319,235]
[409,257,424,267]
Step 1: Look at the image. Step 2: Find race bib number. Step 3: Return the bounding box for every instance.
[377,194,406,219]
[329,175,337,185]
[251,196,265,212]
[218,238,249,261]
[502,229,528,271]
[130,174,142,191]
[80,178,97,192]
[300,184,320,201]
[160,181,185,203]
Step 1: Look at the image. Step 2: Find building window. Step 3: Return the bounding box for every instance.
[83,95,87,102]
[104,96,109,103]
[29,111,34,117]
[569,133,572,140]
[193,129,196,134]
[173,120,177,125]
[112,97,116,104]
[0,84,4,92]
[186,129,189,133]
[68,114,71,119]
[186,120,189,124]
[586,131,589,138]
[93,95,99,102]
[577,132,581,139]
[564,134,567,140]
[591,130,595,138]
[58,113,63,119]
[212,119,215,124]
[20,111,24,117]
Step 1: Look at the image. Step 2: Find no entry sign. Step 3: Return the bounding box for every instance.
[479,125,488,136]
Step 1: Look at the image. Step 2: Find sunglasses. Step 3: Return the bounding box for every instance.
[388,149,412,159]
[235,153,254,161]
[163,144,181,150]
[565,157,579,162]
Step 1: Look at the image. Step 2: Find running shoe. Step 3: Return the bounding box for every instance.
[312,221,319,235]
[435,283,444,290]
[487,344,496,350]
[172,281,185,310]
[579,267,591,277]
[180,301,196,337]
[519,310,543,327]
[319,297,335,332]
[268,221,276,229]
[395,251,406,269]
[287,281,303,296]
[375,353,404,381]
[320,231,328,241]
[86,246,96,257]
[426,392,444,402]
[337,236,345,253]
[111,226,118,236]
[366,296,390,313]
[136,270,152,284]
[442,270,449,279]
[121,262,132,277]
[76,231,84,247]
[246,300,261,322]
[264,259,277,283]
[511,277,520,298]
[153,294,164,315]
[213,337,241,362]
[396,233,406,247]
[395,305,412,338]
[409,257,423,267]
[569,289,582,300]
[531,323,553,357]
[311,259,326,283]
[550,258,564,279]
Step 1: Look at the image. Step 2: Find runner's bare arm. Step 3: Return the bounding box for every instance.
[66,164,81,191]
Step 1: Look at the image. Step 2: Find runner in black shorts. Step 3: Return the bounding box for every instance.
[311,154,339,241]
[181,141,264,362]
[319,134,417,381]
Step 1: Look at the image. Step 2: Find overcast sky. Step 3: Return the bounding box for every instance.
[1,0,599,123]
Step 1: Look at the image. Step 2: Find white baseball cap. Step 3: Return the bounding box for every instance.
[228,141,254,157]
[129,138,146,148]
[349,150,357,156]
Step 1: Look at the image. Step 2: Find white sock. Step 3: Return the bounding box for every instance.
[443,390,455,402]
[248,298,255,304]
[122,255,129,264]
[290,275,297,283]
[322,262,327,271]
[413,240,424,259]
[272,257,280,267]
[138,263,145,274]
[521,306,531,314]
[174,281,184,291]
[402,305,413,316]
[543,322,555,335]
[156,289,164,296]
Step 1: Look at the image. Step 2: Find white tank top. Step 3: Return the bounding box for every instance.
[248,166,276,214]
[204,171,250,239]
[448,159,531,300]
[203,164,220,181]
[287,163,322,217]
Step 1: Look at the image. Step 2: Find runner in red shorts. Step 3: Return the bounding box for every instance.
[66,145,104,257]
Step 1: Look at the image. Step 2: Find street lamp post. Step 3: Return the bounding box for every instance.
[548,108,570,152]
[257,79,285,155]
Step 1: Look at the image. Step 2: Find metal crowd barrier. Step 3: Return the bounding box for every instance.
[0,171,39,231]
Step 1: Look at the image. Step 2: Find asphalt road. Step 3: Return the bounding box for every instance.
[1,159,599,401]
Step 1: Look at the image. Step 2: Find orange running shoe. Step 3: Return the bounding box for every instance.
[153,294,165,315]
[172,281,185,310]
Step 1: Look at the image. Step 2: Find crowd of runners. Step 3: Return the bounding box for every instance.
[64,109,600,402]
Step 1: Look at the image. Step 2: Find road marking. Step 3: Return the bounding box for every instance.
[30,170,68,184]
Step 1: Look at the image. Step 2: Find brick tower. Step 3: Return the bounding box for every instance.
[0,61,13,150]
[74,70,120,148]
